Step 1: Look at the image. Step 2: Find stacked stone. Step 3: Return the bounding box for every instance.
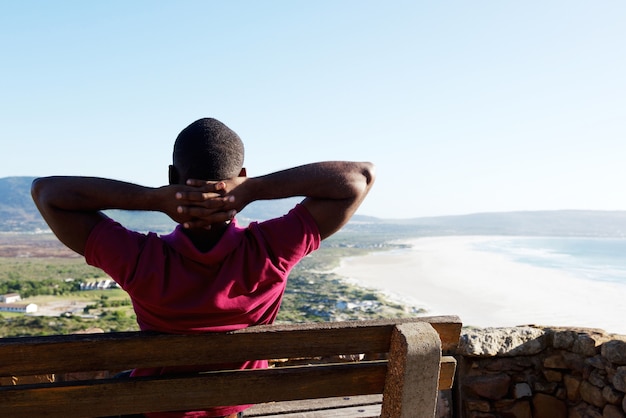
[456,326,626,418]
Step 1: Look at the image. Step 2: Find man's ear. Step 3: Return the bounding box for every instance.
[239,167,247,177]
[169,165,180,185]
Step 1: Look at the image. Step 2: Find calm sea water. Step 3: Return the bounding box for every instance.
[472,237,626,285]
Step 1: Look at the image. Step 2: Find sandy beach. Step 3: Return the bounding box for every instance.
[333,236,626,335]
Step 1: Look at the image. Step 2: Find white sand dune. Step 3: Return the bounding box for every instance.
[333,236,626,335]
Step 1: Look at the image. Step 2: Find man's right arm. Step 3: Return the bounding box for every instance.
[177,161,376,240]
[31,177,234,255]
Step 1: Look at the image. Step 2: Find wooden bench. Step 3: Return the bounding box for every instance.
[0,315,461,418]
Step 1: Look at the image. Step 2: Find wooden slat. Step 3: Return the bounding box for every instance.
[250,404,381,417]
[0,316,461,377]
[246,395,383,416]
[0,362,388,418]
[0,328,388,377]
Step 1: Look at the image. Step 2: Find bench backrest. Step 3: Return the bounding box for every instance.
[0,315,461,418]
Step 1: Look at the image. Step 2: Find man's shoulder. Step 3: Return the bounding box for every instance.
[245,204,320,254]
[87,217,161,254]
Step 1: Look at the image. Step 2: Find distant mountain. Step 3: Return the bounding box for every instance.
[0,177,45,232]
[382,211,626,237]
[3,176,626,237]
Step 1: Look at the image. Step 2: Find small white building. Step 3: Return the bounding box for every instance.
[0,302,38,313]
[80,280,116,290]
[0,293,22,303]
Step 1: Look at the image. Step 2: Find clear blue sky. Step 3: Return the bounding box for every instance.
[1,1,625,219]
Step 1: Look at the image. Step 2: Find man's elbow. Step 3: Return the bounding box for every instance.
[31,177,45,204]
[361,162,376,187]
[356,162,375,196]
[31,177,57,210]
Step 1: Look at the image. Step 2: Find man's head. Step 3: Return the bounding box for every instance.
[170,118,245,184]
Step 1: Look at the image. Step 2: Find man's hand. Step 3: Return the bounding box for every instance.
[172,178,246,229]
[177,161,375,239]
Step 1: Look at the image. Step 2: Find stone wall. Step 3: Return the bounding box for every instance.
[455,326,626,418]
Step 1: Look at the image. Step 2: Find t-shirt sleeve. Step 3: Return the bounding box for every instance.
[84,218,151,290]
[252,204,321,272]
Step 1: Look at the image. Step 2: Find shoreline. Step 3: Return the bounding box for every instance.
[333,236,626,335]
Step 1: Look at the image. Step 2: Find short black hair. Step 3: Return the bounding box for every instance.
[173,118,244,181]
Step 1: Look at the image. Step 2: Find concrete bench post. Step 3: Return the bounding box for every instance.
[381,322,442,418]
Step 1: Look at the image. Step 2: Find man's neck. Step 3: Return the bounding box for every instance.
[181,222,230,252]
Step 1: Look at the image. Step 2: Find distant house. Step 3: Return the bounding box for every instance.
[0,293,22,303]
[0,302,38,313]
[98,279,112,290]
[80,280,117,291]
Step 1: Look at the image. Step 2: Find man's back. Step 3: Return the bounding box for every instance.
[85,205,319,333]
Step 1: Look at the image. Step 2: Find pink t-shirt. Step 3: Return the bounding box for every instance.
[84,204,320,417]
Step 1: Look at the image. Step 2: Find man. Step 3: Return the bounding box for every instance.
[31,118,375,418]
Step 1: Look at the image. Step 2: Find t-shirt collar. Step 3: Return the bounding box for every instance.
[161,219,244,263]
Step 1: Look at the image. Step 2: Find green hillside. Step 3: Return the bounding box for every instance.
[0,177,45,232]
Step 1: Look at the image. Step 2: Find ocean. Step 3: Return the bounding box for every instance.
[472,237,626,286]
